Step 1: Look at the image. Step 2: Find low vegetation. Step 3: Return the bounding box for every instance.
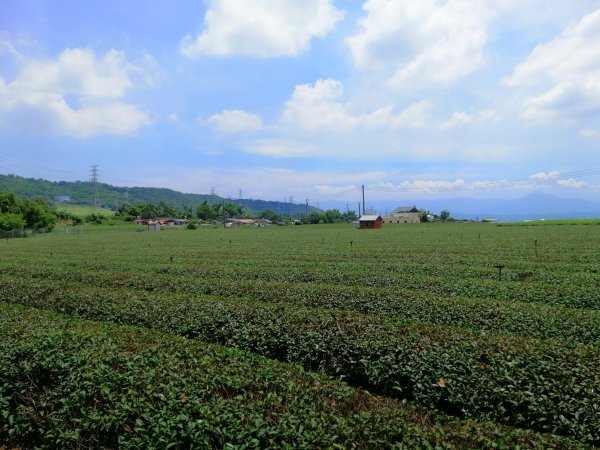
[1,302,587,449]
[1,222,599,447]
[0,192,56,235]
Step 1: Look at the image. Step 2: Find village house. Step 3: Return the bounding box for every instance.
[358,214,383,229]
[135,217,188,230]
[225,218,257,227]
[382,206,425,224]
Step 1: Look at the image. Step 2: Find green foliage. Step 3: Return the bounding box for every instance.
[0,191,56,231]
[440,209,451,221]
[117,202,188,220]
[3,281,599,443]
[305,209,357,224]
[0,302,583,449]
[0,173,313,217]
[0,191,19,214]
[2,223,600,446]
[219,201,243,218]
[0,212,25,230]
[55,210,85,224]
[257,209,280,221]
[85,213,104,224]
[195,201,217,221]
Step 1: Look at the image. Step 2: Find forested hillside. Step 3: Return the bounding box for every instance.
[0,174,314,216]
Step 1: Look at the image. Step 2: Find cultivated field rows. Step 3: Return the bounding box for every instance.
[1,223,599,447]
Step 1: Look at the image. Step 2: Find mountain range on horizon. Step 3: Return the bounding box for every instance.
[2,173,600,221]
[328,192,600,222]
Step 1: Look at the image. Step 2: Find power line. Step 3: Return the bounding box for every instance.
[310,186,361,202]
[0,152,83,176]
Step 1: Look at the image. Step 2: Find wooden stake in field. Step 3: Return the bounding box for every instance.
[494,264,505,281]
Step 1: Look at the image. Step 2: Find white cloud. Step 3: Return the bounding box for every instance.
[505,8,600,122]
[136,166,393,201]
[529,171,560,180]
[17,49,133,99]
[206,109,263,133]
[579,128,598,138]
[558,178,586,189]
[122,162,600,204]
[281,78,432,130]
[440,111,472,129]
[281,79,353,129]
[0,37,27,60]
[280,78,497,132]
[0,48,152,137]
[527,171,591,190]
[346,0,491,89]
[181,0,344,58]
[242,139,318,158]
[375,179,468,193]
[312,184,359,196]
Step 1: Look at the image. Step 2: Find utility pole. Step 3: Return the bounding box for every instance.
[305,198,308,217]
[362,185,365,215]
[358,202,361,216]
[89,165,100,212]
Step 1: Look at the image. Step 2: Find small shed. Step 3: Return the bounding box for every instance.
[147,220,161,231]
[358,214,383,229]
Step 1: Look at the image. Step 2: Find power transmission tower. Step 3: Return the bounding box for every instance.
[209,187,217,205]
[89,165,100,211]
[238,189,244,217]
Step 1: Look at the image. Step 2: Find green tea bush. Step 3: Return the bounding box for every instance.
[2,284,598,444]
[1,302,584,449]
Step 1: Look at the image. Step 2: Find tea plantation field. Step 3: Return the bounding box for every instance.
[1,222,599,448]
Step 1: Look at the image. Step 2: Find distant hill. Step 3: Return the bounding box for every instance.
[0,174,315,217]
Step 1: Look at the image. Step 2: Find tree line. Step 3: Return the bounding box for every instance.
[115,201,357,224]
[0,192,57,233]
[0,191,359,234]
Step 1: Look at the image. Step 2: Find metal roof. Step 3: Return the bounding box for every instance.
[359,215,381,221]
[393,206,423,213]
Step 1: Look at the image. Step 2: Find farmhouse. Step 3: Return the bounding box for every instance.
[358,214,383,229]
[254,218,273,227]
[382,206,425,224]
[135,218,188,226]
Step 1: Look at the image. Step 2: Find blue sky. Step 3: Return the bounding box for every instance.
[1,0,600,205]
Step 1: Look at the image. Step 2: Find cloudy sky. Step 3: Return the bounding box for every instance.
[1,0,600,204]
